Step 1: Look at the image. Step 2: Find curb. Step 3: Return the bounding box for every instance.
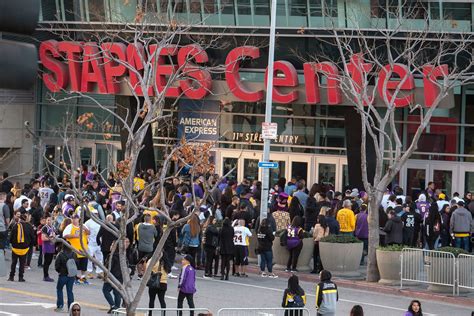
[245,266,474,309]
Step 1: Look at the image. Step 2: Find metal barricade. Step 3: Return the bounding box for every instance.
[218,308,310,316]
[457,253,474,293]
[400,248,457,296]
[113,308,212,315]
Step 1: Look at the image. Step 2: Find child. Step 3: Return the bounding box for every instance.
[177,254,196,316]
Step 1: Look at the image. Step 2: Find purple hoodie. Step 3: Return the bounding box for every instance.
[355,211,369,239]
[178,264,196,294]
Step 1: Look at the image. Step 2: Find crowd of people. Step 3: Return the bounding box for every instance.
[0,168,468,316]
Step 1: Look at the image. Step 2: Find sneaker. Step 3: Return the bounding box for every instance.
[87,273,95,279]
[203,274,212,279]
[168,273,178,279]
[235,272,240,277]
[25,266,31,270]
[7,277,14,281]
[107,307,114,314]
[171,265,179,271]
[43,277,55,282]
[74,280,82,285]
[82,279,89,285]
[268,273,278,279]
[18,278,25,282]
[54,307,64,313]
[285,269,291,272]
[290,270,298,273]
[240,273,248,277]
[260,272,268,277]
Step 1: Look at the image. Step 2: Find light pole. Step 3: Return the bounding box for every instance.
[259,0,278,222]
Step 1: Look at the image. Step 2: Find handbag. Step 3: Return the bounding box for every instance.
[146,272,162,288]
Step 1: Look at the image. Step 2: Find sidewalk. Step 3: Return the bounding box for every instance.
[245,265,474,309]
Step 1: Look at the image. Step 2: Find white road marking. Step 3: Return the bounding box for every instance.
[0,302,55,309]
[165,296,177,300]
[198,277,438,316]
[0,312,20,316]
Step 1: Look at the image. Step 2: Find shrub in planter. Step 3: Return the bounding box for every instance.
[427,247,469,293]
[319,235,363,277]
[272,229,313,271]
[376,245,406,285]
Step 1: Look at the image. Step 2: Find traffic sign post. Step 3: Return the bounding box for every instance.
[258,161,279,169]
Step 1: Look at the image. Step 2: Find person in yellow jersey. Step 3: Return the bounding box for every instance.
[63,214,90,284]
[8,212,35,282]
[336,200,356,236]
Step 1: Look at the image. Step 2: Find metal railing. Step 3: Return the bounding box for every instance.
[218,308,311,316]
[457,253,474,293]
[112,308,212,315]
[400,248,457,295]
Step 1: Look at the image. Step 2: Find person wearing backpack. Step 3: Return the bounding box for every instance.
[54,243,77,313]
[202,216,219,278]
[285,216,304,273]
[281,274,306,316]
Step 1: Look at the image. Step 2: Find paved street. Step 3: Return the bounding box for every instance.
[0,252,473,315]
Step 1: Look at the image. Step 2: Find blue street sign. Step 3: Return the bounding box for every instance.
[258,161,279,169]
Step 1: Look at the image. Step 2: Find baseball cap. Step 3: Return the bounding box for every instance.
[439,193,446,200]
[65,194,74,201]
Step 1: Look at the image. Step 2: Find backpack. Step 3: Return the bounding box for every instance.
[66,254,78,277]
[287,293,305,307]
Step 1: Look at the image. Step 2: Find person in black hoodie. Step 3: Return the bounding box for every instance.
[218,218,234,280]
[102,238,129,314]
[8,213,35,282]
[203,216,219,278]
[383,210,403,245]
[282,274,306,316]
[305,184,319,231]
[96,215,119,264]
[54,243,76,312]
[257,218,276,278]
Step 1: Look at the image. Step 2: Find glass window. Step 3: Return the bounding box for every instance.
[342,164,349,190]
[221,0,235,14]
[290,0,306,16]
[270,160,286,187]
[309,0,337,17]
[88,0,106,21]
[255,0,269,15]
[237,0,252,15]
[431,2,471,20]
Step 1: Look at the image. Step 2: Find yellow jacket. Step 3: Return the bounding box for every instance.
[336,208,356,233]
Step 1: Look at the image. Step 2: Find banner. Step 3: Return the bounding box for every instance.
[177,100,220,142]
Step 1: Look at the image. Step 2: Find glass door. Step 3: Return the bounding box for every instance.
[269,153,288,188]
[404,161,429,199]
[316,157,340,192]
[241,152,262,181]
[460,164,474,194]
[289,155,313,186]
[95,144,115,179]
[429,163,458,198]
[219,150,240,182]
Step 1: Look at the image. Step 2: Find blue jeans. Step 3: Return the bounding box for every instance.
[455,237,470,252]
[56,275,74,309]
[260,250,273,273]
[102,282,122,308]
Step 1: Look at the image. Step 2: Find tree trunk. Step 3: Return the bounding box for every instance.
[366,192,382,282]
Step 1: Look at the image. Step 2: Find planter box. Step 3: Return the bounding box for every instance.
[272,237,313,271]
[376,250,401,285]
[319,241,363,277]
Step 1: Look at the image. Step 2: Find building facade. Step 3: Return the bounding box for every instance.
[1,0,474,196]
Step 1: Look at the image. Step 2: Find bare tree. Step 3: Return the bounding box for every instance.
[298,2,474,281]
[38,6,241,314]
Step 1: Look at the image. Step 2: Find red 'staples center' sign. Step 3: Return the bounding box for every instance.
[39,40,448,107]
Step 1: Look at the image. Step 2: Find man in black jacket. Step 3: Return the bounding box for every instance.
[102,238,130,314]
[96,215,119,264]
[8,213,35,282]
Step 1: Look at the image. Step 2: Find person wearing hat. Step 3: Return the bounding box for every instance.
[177,254,196,316]
[63,214,90,284]
[436,193,449,212]
[272,192,291,231]
[62,194,76,218]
